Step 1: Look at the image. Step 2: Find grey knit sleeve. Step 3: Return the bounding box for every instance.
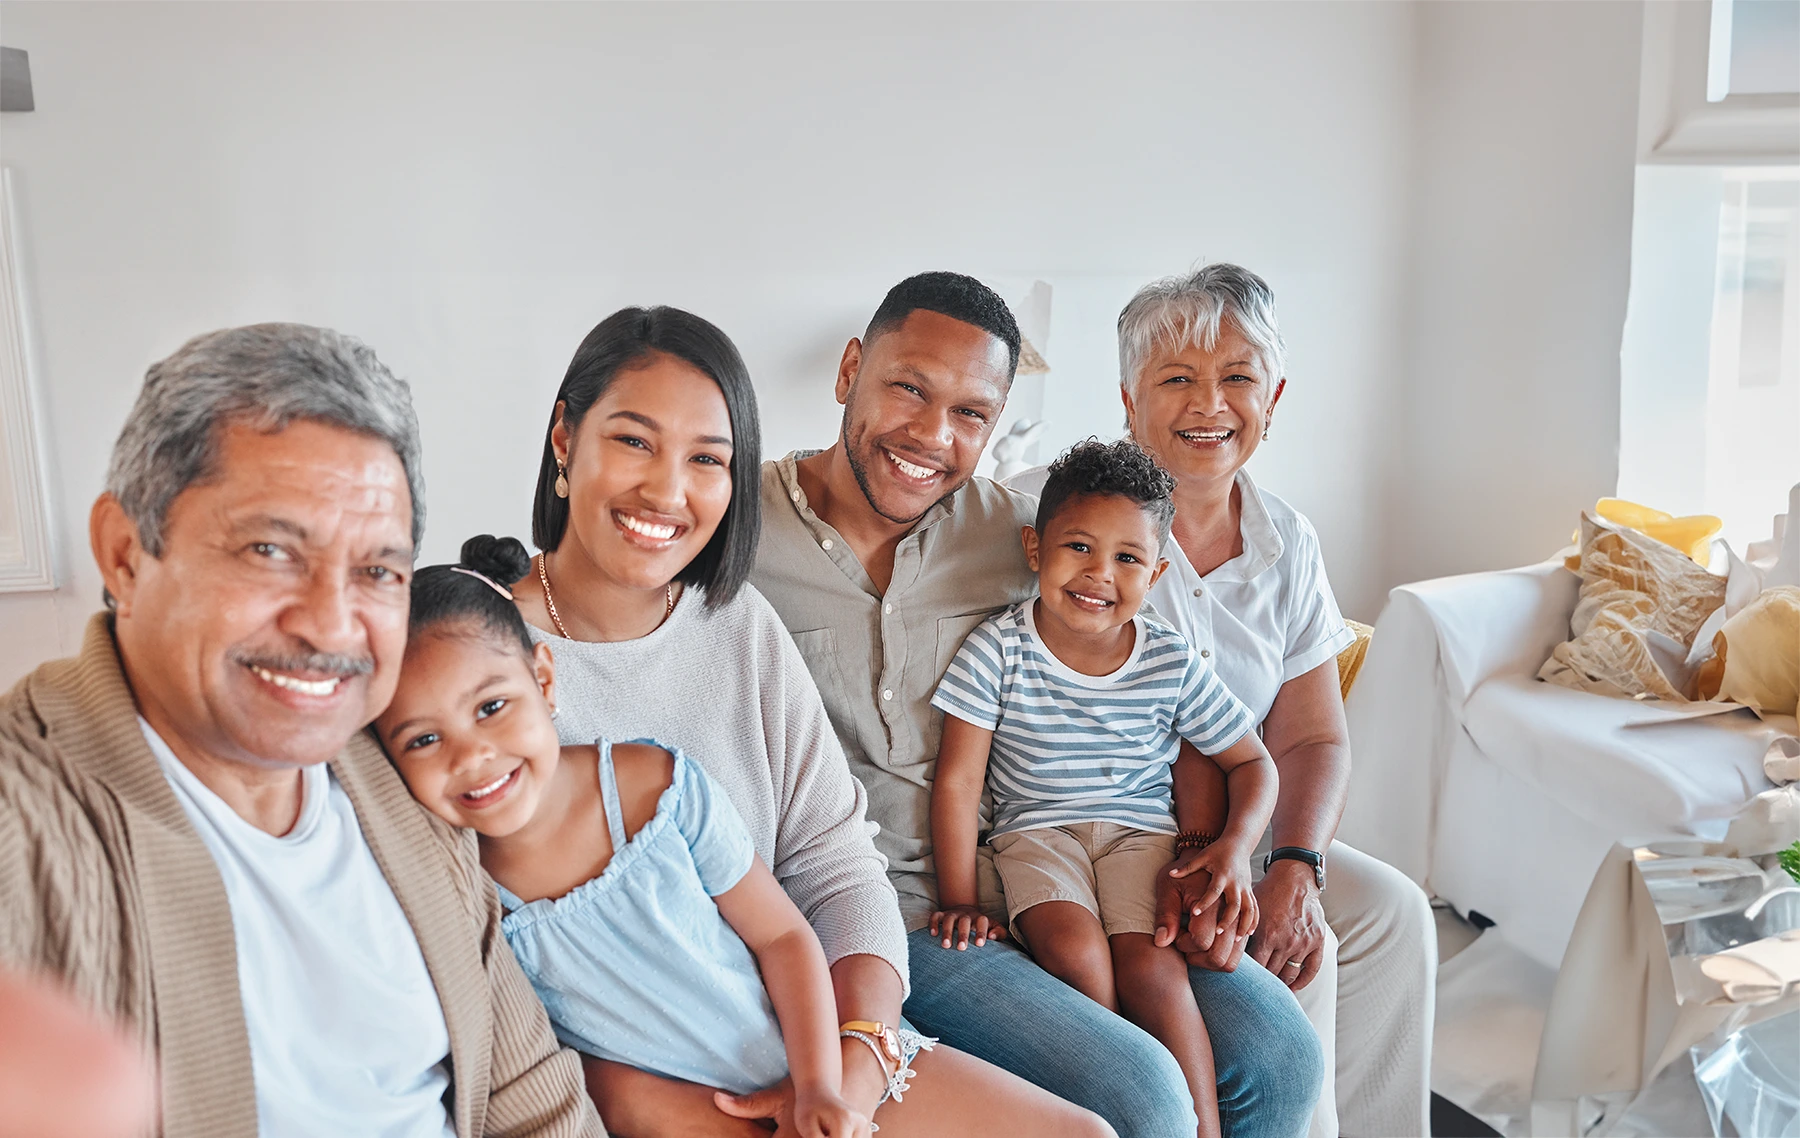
[744,592,911,996]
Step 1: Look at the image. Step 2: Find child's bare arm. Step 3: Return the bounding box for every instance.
[1160,733,1278,951]
[714,861,868,1137]
[1206,731,1279,855]
[928,714,1002,949]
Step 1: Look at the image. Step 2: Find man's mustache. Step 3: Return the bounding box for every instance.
[228,647,375,679]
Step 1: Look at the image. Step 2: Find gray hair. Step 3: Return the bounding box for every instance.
[1117,263,1287,394]
[106,323,425,557]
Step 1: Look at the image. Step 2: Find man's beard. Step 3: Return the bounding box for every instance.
[840,417,957,526]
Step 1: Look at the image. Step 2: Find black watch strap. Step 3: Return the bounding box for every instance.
[1264,846,1326,889]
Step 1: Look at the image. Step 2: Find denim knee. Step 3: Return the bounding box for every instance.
[903,929,1198,1138]
[1190,960,1324,1138]
[1245,1007,1325,1136]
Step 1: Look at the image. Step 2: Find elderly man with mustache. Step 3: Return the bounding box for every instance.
[0,325,599,1137]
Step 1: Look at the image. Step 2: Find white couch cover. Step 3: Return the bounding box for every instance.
[1340,558,1790,969]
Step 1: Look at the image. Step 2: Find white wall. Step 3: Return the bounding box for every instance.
[0,0,1423,686]
[0,1,1649,688]
[1388,0,1644,587]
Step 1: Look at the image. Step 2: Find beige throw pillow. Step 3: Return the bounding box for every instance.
[1539,513,1727,701]
[1710,586,1800,720]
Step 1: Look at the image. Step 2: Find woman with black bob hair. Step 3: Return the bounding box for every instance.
[507,308,962,1136]
[531,304,762,611]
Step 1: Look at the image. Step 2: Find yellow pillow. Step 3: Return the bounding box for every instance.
[1337,620,1374,702]
[1565,499,1722,566]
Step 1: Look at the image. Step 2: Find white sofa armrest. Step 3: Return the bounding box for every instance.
[1340,559,1577,883]
[1399,558,1578,704]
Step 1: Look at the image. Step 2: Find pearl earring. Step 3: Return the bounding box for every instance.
[1262,423,1271,442]
[554,462,569,499]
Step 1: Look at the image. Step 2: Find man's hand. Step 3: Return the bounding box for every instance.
[928,905,1006,950]
[1249,858,1328,990]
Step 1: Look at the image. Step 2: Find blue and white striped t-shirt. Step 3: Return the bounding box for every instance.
[931,599,1254,838]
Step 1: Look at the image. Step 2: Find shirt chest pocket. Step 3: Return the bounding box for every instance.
[934,612,995,686]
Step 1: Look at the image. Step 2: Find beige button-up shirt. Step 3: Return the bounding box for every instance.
[751,453,1039,930]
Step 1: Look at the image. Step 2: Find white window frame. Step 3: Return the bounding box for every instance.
[1639,0,1800,165]
[0,168,57,592]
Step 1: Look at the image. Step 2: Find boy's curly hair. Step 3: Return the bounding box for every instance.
[1034,437,1177,542]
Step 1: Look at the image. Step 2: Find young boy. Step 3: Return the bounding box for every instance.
[928,438,1279,1138]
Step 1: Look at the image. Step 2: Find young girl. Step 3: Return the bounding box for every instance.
[375,535,925,1138]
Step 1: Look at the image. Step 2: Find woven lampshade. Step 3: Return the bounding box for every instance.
[1017,336,1050,376]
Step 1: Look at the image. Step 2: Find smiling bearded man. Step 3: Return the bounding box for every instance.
[750,273,1322,1138]
[0,325,598,1137]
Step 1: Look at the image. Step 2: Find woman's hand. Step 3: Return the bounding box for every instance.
[1249,859,1327,990]
[718,1078,871,1138]
[583,1055,767,1138]
[929,905,1006,950]
[789,1085,871,1138]
[715,1077,793,1134]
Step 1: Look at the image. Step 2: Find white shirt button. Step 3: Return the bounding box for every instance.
[821,539,834,551]
[881,689,893,701]
[1193,587,1204,597]
[884,603,893,614]
[790,489,802,502]
[1201,649,1211,658]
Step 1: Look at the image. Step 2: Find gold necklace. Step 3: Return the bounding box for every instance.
[536,553,674,639]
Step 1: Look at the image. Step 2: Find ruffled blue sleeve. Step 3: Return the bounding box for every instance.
[671,754,760,897]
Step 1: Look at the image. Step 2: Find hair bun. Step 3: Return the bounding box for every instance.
[459,534,532,586]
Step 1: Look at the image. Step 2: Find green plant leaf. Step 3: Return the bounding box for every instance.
[1780,840,1800,885]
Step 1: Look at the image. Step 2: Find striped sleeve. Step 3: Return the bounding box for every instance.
[1172,639,1254,755]
[929,616,1008,731]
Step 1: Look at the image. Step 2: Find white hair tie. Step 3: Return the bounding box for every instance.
[450,566,514,600]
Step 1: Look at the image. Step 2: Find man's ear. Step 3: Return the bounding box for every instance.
[532,641,557,709]
[1021,525,1041,573]
[835,339,862,406]
[1149,557,1171,588]
[90,493,146,618]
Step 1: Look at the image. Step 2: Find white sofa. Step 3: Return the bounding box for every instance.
[1338,556,1795,971]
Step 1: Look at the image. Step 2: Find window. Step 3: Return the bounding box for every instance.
[1708,0,1800,101]
[1622,2,1798,554]
[1707,169,1799,547]
[1618,166,1799,554]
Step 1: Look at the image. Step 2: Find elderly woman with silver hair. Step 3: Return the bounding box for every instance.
[1014,265,1435,1138]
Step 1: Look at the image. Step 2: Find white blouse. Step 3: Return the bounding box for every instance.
[1007,465,1353,728]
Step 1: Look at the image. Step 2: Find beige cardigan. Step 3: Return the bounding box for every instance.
[0,615,602,1137]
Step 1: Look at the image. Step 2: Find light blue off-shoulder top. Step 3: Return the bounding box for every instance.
[496,738,788,1095]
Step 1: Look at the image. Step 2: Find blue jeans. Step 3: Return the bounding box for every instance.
[903,928,1321,1138]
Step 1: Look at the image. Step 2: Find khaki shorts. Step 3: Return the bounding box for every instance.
[988,822,1175,940]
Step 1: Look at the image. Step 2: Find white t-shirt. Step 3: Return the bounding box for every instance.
[141,720,457,1138]
[1007,465,1354,727]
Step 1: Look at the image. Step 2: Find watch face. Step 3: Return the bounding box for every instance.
[880,1031,901,1061]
